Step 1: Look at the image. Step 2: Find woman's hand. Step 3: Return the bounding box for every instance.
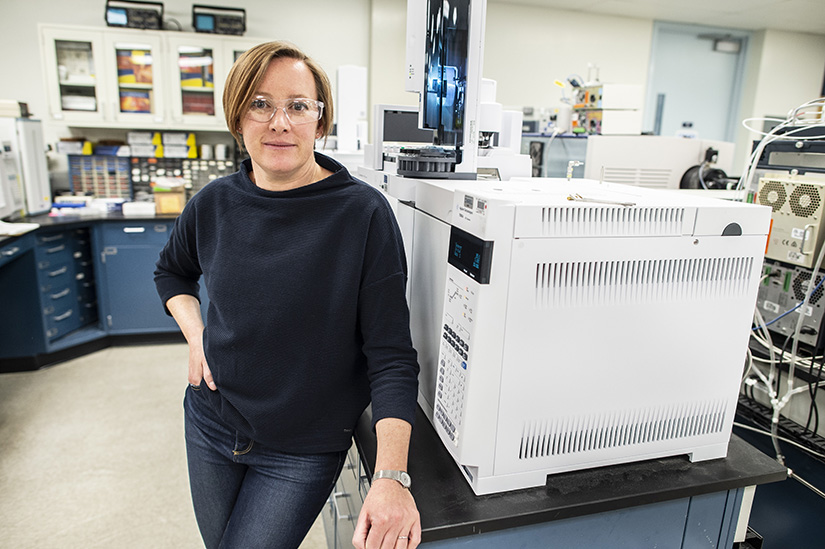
[166,294,215,390]
[188,327,216,391]
[353,419,419,548]
[352,479,420,548]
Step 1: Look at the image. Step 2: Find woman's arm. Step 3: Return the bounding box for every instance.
[166,294,215,390]
[352,417,421,548]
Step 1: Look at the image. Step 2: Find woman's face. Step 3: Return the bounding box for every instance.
[240,57,322,189]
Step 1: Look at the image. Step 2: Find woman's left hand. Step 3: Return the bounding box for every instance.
[352,477,420,549]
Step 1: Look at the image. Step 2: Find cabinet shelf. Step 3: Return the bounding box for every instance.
[180,86,215,92]
[59,80,97,88]
[118,82,154,90]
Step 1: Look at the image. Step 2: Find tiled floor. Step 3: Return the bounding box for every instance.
[0,343,327,549]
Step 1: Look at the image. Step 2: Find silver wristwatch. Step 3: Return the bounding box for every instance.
[373,469,412,490]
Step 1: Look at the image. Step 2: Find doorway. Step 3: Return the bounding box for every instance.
[644,22,751,142]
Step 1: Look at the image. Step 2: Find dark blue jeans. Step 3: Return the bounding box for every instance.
[184,385,347,549]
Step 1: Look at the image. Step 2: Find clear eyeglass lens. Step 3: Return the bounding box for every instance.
[248,98,323,125]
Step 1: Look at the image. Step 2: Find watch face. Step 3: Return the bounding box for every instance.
[400,471,411,488]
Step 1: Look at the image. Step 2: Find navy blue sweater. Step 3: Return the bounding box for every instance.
[154,153,419,453]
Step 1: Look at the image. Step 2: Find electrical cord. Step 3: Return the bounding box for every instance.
[163,18,182,31]
[750,334,824,372]
[805,355,823,435]
[733,421,825,461]
[698,162,708,189]
[753,275,825,330]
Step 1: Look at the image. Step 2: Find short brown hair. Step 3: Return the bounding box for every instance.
[223,41,334,150]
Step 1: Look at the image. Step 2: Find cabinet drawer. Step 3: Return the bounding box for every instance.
[101,222,173,246]
[35,231,68,246]
[41,283,75,310]
[44,305,81,341]
[0,236,31,269]
[37,264,74,293]
[35,242,74,270]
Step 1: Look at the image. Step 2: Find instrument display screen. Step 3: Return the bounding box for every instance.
[448,226,493,284]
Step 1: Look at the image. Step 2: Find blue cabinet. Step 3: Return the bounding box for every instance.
[0,217,209,368]
[0,226,102,362]
[95,221,179,334]
[94,220,208,334]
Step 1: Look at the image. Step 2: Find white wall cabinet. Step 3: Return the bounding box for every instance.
[41,28,108,125]
[39,24,263,131]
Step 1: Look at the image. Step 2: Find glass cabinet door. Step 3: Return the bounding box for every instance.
[167,36,225,127]
[104,33,167,124]
[179,46,215,116]
[41,28,107,123]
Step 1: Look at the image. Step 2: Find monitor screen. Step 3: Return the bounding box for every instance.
[106,7,128,26]
[194,14,215,32]
[384,110,433,144]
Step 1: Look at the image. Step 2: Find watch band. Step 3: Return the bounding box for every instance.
[373,469,412,490]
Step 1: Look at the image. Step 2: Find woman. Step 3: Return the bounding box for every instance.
[154,41,421,549]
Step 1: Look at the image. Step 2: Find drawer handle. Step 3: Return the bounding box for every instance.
[1,246,20,257]
[331,492,352,521]
[54,309,73,322]
[123,227,146,234]
[50,288,71,300]
[46,244,66,254]
[49,266,68,277]
[154,225,168,233]
[39,233,64,243]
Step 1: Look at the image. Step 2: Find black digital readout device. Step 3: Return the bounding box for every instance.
[447,226,493,284]
[193,5,246,35]
[105,0,163,30]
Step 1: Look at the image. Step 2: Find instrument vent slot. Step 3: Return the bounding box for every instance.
[540,206,685,237]
[534,257,754,308]
[518,400,728,460]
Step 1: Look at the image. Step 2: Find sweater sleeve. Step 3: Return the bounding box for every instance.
[154,201,203,315]
[358,198,420,429]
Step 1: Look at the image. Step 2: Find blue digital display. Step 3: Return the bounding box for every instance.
[106,8,128,26]
[195,14,215,32]
[448,226,493,284]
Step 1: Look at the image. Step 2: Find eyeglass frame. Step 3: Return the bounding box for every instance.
[246,95,325,125]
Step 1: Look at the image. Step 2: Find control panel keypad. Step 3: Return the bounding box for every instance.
[435,277,476,447]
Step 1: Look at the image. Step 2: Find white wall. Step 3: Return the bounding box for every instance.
[369,0,419,110]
